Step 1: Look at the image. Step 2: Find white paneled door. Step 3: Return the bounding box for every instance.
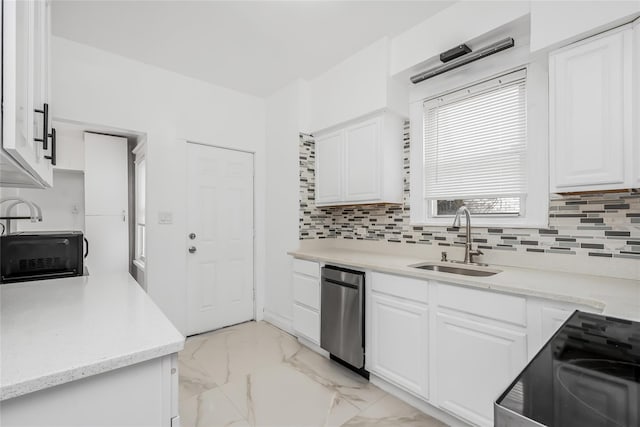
[186,143,254,336]
[84,132,129,275]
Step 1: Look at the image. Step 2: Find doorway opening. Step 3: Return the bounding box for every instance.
[8,118,148,287]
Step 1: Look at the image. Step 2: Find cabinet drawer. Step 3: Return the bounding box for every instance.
[371,272,428,304]
[437,283,526,327]
[292,259,319,278]
[293,304,320,344]
[293,273,320,310]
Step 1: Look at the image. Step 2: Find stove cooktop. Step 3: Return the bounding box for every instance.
[495,311,640,427]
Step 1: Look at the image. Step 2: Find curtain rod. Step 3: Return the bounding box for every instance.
[411,37,515,85]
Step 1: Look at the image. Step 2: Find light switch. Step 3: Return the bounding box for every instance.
[158,211,173,224]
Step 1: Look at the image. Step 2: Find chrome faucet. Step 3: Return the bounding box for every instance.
[0,197,43,234]
[452,206,483,264]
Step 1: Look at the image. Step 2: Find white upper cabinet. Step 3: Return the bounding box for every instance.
[344,119,380,201]
[315,130,343,205]
[315,113,403,207]
[549,24,635,193]
[1,0,54,188]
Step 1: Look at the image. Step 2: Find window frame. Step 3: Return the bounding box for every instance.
[132,140,147,270]
[431,197,524,218]
[409,61,549,228]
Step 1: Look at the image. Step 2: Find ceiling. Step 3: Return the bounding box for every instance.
[51,1,454,97]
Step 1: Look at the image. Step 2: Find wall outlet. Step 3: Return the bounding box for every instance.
[158,211,173,224]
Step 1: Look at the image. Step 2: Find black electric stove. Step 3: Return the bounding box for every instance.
[495,311,640,427]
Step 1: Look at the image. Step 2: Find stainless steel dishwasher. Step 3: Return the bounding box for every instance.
[320,265,366,373]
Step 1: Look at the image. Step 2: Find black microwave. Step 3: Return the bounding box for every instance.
[0,231,87,283]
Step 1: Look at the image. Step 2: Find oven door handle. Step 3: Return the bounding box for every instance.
[83,237,89,258]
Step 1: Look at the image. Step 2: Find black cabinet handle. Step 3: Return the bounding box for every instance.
[45,128,56,165]
[83,237,89,258]
[33,103,49,150]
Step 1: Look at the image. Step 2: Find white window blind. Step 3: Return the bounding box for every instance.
[423,69,527,201]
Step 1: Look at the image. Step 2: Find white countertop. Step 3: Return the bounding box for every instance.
[0,273,185,401]
[289,247,640,320]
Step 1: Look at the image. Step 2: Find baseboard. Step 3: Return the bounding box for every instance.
[297,336,329,357]
[262,310,294,335]
[370,374,471,427]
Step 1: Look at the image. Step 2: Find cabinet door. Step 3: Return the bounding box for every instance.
[31,0,52,184]
[541,306,573,343]
[369,293,429,399]
[435,312,527,427]
[344,118,380,201]
[549,27,632,192]
[2,0,53,187]
[315,131,343,205]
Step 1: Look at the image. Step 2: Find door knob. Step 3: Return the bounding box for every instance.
[188,232,196,240]
[188,246,197,254]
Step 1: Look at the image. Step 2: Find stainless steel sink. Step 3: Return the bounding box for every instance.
[410,263,500,277]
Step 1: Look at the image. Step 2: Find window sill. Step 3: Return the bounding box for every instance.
[133,259,146,272]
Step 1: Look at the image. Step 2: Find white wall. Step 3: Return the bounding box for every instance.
[389,1,639,77]
[51,37,266,335]
[390,1,530,76]
[530,1,640,52]
[7,170,85,233]
[263,80,307,332]
[309,38,392,133]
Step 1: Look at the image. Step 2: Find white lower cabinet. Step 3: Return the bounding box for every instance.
[540,306,574,342]
[526,298,598,360]
[434,312,527,427]
[293,261,599,427]
[291,259,321,345]
[293,303,320,344]
[1,354,179,427]
[369,292,429,399]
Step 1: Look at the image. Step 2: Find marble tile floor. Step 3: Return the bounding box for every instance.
[178,321,448,427]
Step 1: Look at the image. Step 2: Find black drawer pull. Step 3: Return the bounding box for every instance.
[33,103,49,150]
[44,128,56,165]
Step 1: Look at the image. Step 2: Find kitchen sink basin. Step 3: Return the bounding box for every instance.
[409,263,500,277]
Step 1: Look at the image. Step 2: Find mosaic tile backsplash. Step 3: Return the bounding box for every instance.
[299,122,640,260]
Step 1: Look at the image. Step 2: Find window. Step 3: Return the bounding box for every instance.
[133,144,146,268]
[410,68,548,227]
